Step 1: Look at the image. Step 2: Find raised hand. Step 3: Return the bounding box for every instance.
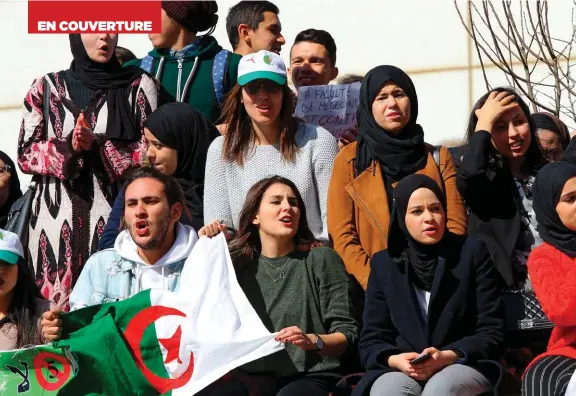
[198,220,227,238]
[72,113,95,152]
[474,91,519,133]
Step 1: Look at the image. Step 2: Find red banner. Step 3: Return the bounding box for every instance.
[28,1,162,33]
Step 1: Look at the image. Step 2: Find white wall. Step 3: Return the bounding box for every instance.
[1,0,574,187]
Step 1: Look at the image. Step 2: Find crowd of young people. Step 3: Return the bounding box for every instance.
[0,1,574,395]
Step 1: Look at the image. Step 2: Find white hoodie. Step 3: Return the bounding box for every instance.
[114,223,198,293]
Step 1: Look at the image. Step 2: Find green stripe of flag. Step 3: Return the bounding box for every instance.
[55,290,170,395]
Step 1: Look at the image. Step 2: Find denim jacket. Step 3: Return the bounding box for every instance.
[70,223,197,311]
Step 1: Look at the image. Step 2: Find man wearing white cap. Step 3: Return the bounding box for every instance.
[204,50,338,243]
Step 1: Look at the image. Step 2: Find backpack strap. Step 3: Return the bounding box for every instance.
[432,145,441,168]
[213,48,232,107]
[140,55,155,74]
[448,146,463,168]
[431,145,448,193]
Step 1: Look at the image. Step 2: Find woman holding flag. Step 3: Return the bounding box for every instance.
[202,176,359,396]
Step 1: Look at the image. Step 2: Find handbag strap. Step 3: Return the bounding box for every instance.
[43,76,50,127]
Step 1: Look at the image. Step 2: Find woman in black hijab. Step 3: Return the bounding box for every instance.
[18,34,158,311]
[67,34,146,141]
[386,174,448,290]
[522,161,576,396]
[328,65,467,292]
[532,112,571,162]
[0,151,22,228]
[98,103,218,250]
[353,174,504,396]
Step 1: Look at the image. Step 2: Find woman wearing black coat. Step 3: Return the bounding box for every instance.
[353,174,504,396]
[456,88,548,289]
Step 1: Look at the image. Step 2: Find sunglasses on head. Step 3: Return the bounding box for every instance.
[244,79,283,95]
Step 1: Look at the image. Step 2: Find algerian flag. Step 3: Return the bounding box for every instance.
[55,233,283,395]
[0,345,76,395]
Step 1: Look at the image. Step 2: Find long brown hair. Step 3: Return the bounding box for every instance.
[219,83,299,166]
[228,176,322,269]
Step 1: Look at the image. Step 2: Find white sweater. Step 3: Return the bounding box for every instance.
[203,123,338,241]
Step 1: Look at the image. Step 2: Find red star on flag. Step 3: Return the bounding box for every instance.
[158,326,183,364]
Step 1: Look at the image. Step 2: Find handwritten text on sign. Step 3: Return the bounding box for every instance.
[294,83,361,139]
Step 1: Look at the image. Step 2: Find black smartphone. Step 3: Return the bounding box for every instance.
[410,353,431,365]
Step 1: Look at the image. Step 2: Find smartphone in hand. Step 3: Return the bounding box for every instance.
[410,352,431,365]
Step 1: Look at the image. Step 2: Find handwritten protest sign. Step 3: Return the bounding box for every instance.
[294,82,361,139]
[0,345,76,395]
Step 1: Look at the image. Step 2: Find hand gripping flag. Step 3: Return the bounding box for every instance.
[54,233,283,395]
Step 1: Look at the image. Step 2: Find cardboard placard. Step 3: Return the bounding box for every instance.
[294,82,360,139]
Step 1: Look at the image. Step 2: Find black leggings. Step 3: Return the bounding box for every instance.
[523,355,576,396]
[276,372,343,396]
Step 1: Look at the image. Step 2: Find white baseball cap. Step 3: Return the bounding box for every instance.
[237,50,287,87]
[0,229,24,265]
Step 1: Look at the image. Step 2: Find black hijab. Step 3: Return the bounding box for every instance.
[0,151,22,228]
[68,34,145,141]
[532,112,570,149]
[533,161,576,257]
[144,103,219,231]
[355,65,427,178]
[389,174,447,291]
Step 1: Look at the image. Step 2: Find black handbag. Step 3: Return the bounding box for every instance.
[3,77,49,259]
[5,182,37,256]
[502,288,554,331]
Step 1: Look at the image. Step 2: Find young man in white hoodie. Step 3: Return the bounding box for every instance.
[42,167,198,336]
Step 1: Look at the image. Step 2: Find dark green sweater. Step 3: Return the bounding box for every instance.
[238,247,359,377]
[125,36,240,124]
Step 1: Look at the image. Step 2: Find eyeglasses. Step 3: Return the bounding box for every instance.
[0,165,11,177]
[244,80,283,95]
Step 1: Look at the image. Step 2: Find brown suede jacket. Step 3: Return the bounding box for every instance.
[327,142,467,290]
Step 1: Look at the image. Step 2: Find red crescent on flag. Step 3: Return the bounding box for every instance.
[123,306,194,394]
[33,351,72,391]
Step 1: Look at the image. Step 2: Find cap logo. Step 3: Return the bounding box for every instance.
[263,55,273,65]
[246,56,256,64]
[0,232,4,240]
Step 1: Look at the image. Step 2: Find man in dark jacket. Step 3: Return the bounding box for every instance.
[125,1,240,124]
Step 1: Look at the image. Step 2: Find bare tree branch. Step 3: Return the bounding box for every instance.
[455,0,576,121]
